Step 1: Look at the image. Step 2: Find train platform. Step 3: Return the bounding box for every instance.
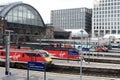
[84,55,120,64]
[52,59,120,77]
[53,59,120,69]
[0,67,119,80]
[84,55,120,61]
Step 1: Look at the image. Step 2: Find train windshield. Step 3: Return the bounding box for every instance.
[41,52,49,57]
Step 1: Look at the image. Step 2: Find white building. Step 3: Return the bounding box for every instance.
[92,0,120,37]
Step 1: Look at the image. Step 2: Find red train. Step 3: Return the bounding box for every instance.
[43,48,81,60]
[0,42,83,61]
[0,48,52,68]
[20,43,83,60]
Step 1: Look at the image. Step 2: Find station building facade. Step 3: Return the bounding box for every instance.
[0,2,46,43]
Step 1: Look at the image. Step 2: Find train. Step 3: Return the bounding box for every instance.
[0,48,52,68]
[19,43,83,60]
[42,46,81,60]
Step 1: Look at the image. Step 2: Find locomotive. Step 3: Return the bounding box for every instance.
[0,48,52,68]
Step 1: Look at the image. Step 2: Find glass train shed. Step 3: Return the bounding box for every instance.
[0,2,46,43]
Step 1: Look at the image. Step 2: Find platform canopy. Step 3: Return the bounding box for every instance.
[103,34,120,39]
[65,29,88,37]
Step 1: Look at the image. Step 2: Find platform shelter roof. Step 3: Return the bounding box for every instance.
[103,34,120,39]
[65,29,88,37]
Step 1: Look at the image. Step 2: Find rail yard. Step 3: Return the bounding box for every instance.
[0,49,120,79]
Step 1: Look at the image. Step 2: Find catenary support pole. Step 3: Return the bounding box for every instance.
[5,30,13,75]
[80,30,83,80]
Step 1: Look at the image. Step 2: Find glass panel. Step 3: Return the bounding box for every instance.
[23,17,26,24]
[13,16,18,23]
[7,10,13,16]
[7,16,13,22]
[5,4,44,26]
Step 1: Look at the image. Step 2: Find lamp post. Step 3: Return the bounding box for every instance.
[5,30,13,75]
[88,35,90,64]
[80,30,83,80]
[97,35,100,57]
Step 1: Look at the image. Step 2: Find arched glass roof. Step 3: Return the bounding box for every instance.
[0,2,45,27]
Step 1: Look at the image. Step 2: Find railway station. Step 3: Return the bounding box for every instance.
[0,2,46,43]
[0,1,120,80]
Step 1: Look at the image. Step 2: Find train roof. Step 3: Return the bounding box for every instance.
[0,49,45,53]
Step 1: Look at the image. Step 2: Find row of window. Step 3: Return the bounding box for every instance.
[99,2,120,6]
[94,26,120,29]
[94,18,120,22]
[94,30,120,34]
[94,22,120,25]
[94,6,120,11]
[94,10,120,14]
[52,8,91,15]
[102,0,120,2]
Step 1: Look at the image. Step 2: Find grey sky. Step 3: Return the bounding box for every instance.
[0,0,94,23]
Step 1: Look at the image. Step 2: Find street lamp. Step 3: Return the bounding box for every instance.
[88,35,91,64]
[97,35,100,57]
[80,30,83,80]
[5,30,13,75]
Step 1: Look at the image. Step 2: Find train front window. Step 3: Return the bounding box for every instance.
[26,53,41,57]
[36,53,41,57]
[41,52,49,57]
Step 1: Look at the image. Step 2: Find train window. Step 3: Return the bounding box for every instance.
[26,53,41,57]
[35,54,41,57]
[41,52,49,57]
[22,54,24,57]
[26,53,36,56]
[1,52,5,56]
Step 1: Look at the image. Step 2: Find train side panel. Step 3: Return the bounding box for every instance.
[45,50,68,59]
[0,50,51,63]
[44,49,80,60]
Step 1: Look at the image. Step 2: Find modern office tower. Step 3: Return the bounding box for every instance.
[92,0,120,37]
[51,8,92,34]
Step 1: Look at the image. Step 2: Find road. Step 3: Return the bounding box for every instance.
[0,67,119,80]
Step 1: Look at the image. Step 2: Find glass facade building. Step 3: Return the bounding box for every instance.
[0,2,46,42]
[92,0,120,37]
[5,5,44,26]
[51,8,92,34]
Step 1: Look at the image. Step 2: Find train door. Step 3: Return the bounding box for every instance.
[30,53,37,62]
[25,53,37,62]
[29,53,42,62]
[0,50,6,59]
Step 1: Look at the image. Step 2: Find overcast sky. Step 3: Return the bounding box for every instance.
[0,0,94,23]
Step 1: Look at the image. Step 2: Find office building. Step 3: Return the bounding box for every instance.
[92,0,120,37]
[51,8,92,34]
